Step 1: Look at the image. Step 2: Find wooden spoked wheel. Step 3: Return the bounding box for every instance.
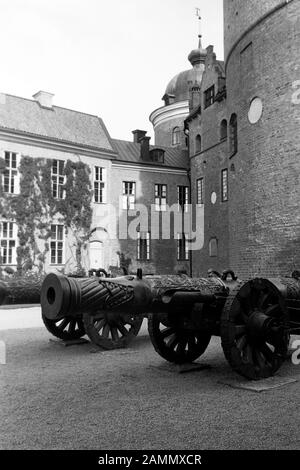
[42,315,85,341]
[221,279,289,380]
[148,312,211,364]
[83,311,143,349]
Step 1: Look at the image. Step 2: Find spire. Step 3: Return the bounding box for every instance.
[196,7,203,48]
[188,7,207,67]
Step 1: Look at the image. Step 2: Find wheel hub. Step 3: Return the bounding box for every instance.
[246,310,274,340]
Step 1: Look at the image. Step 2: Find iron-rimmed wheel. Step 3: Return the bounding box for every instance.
[83,311,143,350]
[148,312,211,364]
[221,279,289,380]
[42,315,86,341]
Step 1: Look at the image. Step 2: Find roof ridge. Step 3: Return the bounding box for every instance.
[1,92,103,119]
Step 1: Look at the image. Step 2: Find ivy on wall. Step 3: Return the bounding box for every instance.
[0,155,92,275]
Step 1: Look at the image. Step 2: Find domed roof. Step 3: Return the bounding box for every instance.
[164,69,199,103]
[163,39,207,104]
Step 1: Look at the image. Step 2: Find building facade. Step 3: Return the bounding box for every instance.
[1,0,299,279]
[150,0,300,278]
[0,92,189,276]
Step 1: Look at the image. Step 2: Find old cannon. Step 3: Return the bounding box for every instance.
[41,269,300,380]
[0,276,43,305]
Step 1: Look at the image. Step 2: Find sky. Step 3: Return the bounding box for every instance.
[0,0,224,141]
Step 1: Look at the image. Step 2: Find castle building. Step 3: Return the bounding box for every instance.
[150,0,300,278]
[0,92,189,276]
[1,0,299,279]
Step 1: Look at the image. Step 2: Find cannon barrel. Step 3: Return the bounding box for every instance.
[41,272,229,321]
[41,273,154,320]
[0,278,42,305]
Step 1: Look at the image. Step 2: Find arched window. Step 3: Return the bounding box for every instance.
[195,134,202,153]
[209,238,218,258]
[172,127,180,146]
[220,119,228,141]
[229,114,238,156]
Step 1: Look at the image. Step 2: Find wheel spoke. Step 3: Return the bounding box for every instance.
[57,318,70,331]
[236,335,247,352]
[259,343,274,365]
[258,292,270,309]
[160,327,175,339]
[167,334,180,351]
[68,319,76,335]
[253,347,268,370]
[102,323,110,338]
[265,304,280,316]
[116,321,130,337]
[111,327,119,341]
[94,318,106,332]
[176,337,187,356]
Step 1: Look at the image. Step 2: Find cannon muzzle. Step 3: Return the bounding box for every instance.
[41,273,153,320]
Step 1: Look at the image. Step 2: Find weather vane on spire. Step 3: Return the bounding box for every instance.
[195,7,202,48]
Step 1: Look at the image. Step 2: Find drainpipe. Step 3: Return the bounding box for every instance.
[184,123,193,278]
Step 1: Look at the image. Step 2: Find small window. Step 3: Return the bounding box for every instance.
[220,120,228,141]
[221,169,228,202]
[195,135,202,153]
[122,181,136,210]
[155,184,167,211]
[197,178,204,205]
[3,151,19,194]
[177,186,189,213]
[204,85,215,109]
[172,127,180,146]
[177,234,189,261]
[229,114,238,157]
[94,167,107,204]
[137,232,150,261]
[51,159,65,199]
[50,224,64,265]
[0,221,17,265]
[209,238,218,257]
[150,149,165,163]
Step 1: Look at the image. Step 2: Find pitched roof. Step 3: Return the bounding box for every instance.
[112,139,189,169]
[0,93,115,153]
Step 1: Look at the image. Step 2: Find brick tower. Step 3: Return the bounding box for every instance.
[224,0,300,277]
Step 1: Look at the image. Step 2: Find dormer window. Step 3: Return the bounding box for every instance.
[150,149,165,164]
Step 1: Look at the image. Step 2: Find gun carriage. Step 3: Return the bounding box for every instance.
[40,269,300,380]
[1,269,299,380]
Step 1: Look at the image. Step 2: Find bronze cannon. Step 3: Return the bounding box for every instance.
[40,269,300,380]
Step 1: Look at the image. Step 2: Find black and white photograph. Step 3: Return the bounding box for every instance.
[0,0,299,460]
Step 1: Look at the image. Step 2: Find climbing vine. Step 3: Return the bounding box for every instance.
[0,155,92,276]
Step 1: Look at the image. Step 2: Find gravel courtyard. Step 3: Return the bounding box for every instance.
[0,310,299,450]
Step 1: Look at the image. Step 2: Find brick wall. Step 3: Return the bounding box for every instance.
[225,0,300,277]
[110,164,190,275]
[188,52,230,277]
[224,0,285,59]
[154,116,187,148]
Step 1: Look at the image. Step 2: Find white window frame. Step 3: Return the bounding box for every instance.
[137,232,150,261]
[122,182,136,210]
[0,221,17,265]
[221,169,229,202]
[197,178,204,205]
[177,186,189,213]
[51,159,65,199]
[177,233,189,261]
[155,184,167,212]
[50,224,65,265]
[94,167,107,204]
[2,151,20,195]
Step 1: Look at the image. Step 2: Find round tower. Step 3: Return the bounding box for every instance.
[224,0,300,277]
[149,15,207,148]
